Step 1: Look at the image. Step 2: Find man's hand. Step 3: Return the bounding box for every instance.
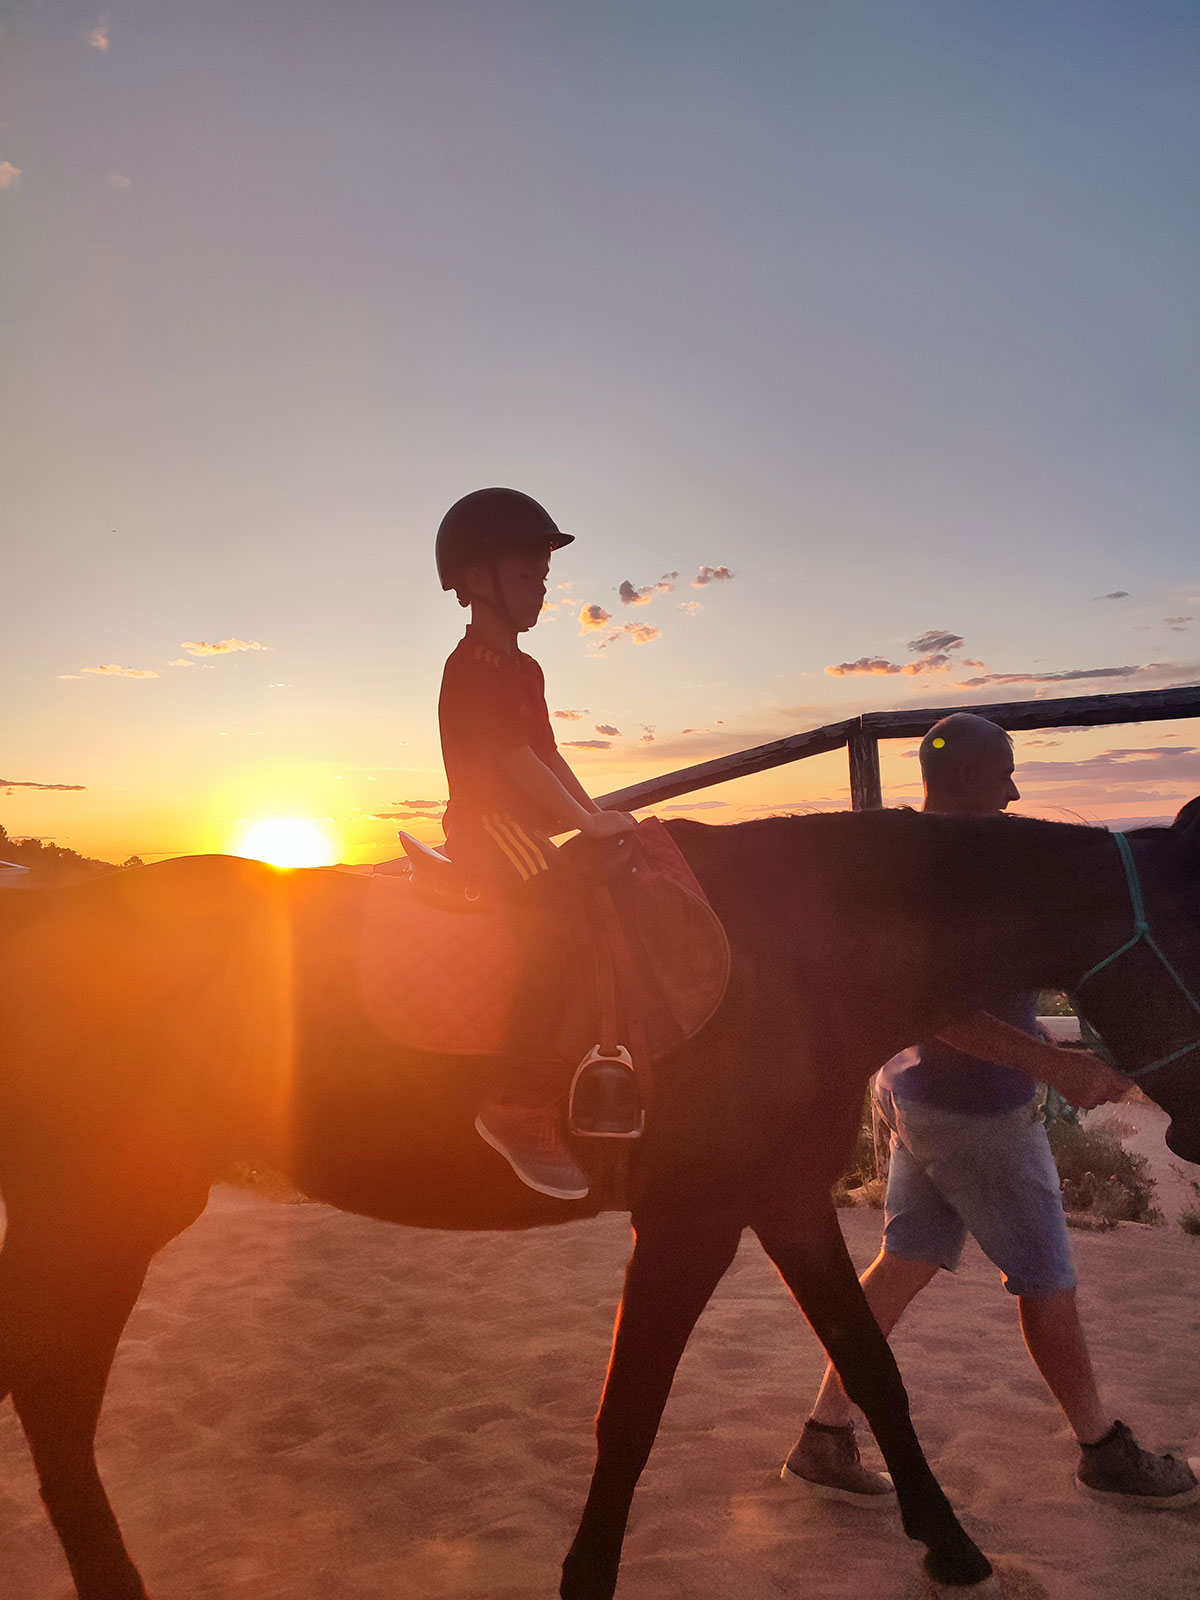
[580,809,637,841]
[1040,1048,1130,1112]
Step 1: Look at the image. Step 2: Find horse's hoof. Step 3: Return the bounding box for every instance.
[926,1575,1001,1598]
[561,1548,620,1600]
[923,1540,995,1591]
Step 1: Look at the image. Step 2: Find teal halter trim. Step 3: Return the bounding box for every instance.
[1070,831,1200,1080]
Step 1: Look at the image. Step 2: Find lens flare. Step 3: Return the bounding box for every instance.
[234,817,338,868]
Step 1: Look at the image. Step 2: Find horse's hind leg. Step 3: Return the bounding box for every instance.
[1,1196,196,1600]
[752,1196,992,1589]
[561,1208,743,1600]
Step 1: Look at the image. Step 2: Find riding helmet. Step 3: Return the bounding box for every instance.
[435,488,574,593]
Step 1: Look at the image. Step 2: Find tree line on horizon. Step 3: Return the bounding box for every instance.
[0,824,142,882]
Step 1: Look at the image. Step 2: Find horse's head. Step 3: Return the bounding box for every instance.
[1072,796,1200,1163]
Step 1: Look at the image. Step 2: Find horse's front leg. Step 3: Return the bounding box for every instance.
[561,1207,743,1600]
[752,1196,993,1590]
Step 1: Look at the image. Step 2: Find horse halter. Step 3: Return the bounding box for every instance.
[1070,830,1200,1081]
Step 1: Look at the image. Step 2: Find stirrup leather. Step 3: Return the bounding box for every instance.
[568,1045,645,1140]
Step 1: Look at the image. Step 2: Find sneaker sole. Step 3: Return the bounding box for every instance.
[474,1116,589,1201]
[779,1462,896,1507]
[1074,1458,1200,1509]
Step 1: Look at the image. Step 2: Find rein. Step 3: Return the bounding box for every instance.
[1070,831,1200,1080]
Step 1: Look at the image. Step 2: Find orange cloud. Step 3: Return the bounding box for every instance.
[619,572,678,606]
[553,708,589,720]
[89,19,110,51]
[579,604,612,633]
[80,663,160,678]
[1,777,87,791]
[826,656,902,677]
[181,638,269,655]
[692,564,734,587]
[0,161,21,190]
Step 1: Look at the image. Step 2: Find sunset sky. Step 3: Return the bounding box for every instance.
[3,1,1197,865]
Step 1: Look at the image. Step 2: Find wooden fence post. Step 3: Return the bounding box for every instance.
[848,729,882,811]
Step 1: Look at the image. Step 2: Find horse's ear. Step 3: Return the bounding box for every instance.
[1172,796,1200,855]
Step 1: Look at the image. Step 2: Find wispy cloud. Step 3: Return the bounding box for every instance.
[692,564,735,587]
[1,777,87,791]
[1097,591,1130,601]
[106,173,132,188]
[553,708,589,720]
[960,663,1181,688]
[89,18,110,51]
[661,800,729,811]
[594,723,620,736]
[828,627,967,678]
[678,600,703,616]
[70,663,161,678]
[180,638,270,655]
[0,161,22,190]
[619,572,678,606]
[908,629,963,655]
[1164,617,1193,632]
[562,738,612,750]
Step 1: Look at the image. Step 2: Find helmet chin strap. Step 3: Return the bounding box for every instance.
[479,563,516,631]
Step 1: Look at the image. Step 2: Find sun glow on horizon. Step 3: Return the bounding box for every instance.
[233,817,339,868]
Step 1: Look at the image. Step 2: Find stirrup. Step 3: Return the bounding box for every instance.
[568,1045,645,1140]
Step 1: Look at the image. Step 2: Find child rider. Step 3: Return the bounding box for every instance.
[435,487,637,1201]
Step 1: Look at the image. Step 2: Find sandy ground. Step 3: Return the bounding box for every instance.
[1,1192,1198,1600]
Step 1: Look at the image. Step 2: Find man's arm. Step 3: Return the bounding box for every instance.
[937,1013,1129,1110]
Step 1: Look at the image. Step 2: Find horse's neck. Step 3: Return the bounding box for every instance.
[892,812,1122,1005]
[679,811,1122,1046]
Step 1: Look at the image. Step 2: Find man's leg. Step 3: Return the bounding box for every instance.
[1018,1288,1107,1444]
[808,1249,938,1426]
[905,1099,1200,1506]
[783,1100,965,1502]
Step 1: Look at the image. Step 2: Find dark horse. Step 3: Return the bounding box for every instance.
[1,806,1199,1600]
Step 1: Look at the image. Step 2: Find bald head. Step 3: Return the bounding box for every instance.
[919,713,1019,815]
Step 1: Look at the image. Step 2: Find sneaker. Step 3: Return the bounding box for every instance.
[780,1419,895,1506]
[475,1102,590,1201]
[1076,1420,1200,1507]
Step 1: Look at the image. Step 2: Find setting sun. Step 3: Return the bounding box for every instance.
[233,817,339,869]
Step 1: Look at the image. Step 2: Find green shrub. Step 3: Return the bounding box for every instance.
[1047,1120,1163,1229]
[1036,990,1076,1017]
[1176,1170,1200,1237]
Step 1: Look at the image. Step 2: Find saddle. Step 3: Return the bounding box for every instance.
[357,819,730,1131]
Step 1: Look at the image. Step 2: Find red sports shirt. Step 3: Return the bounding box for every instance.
[438,626,560,886]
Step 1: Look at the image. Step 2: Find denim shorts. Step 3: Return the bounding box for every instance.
[876,1079,1076,1299]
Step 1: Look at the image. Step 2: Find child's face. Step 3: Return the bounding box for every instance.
[493,549,551,631]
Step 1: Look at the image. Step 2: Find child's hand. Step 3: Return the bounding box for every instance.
[580,810,637,840]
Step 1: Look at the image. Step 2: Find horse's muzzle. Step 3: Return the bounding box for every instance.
[1165,1119,1200,1166]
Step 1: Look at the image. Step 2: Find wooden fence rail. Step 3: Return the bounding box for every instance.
[598,684,1200,815]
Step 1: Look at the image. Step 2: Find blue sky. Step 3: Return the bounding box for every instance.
[2,1,1197,861]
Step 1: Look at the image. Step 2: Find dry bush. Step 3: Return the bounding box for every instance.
[1047,1120,1163,1230]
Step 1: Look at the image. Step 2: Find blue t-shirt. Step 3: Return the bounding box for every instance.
[880,991,1040,1114]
